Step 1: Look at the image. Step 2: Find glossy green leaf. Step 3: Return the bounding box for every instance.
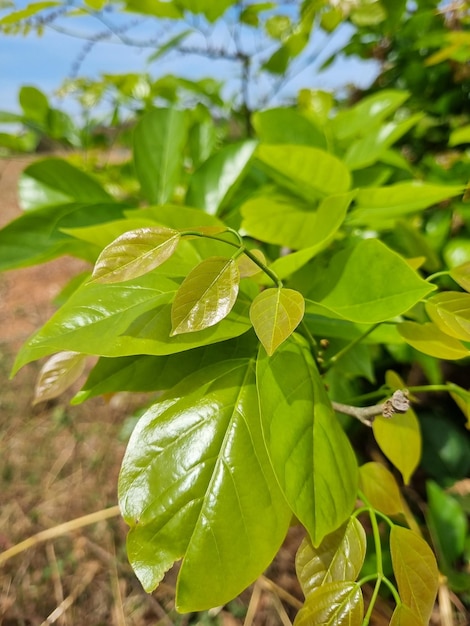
[72,332,259,404]
[331,90,409,141]
[296,518,366,597]
[250,288,304,355]
[257,337,358,545]
[390,526,439,625]
[33,351,87,405]
[252,108,326,148]
[427,481,468,567]
[344,113,423,170]
[186,140,257,215]
[119,359,291,609]
[242,191,352,252]
[308,239,435,323]
[372,374,421,485]
[91,227,181,284]
[450,262,470,292]
[349,182,463,226]
[359,462,404,515]
[0,202,125,271]
[19,158,111,210]
[294,581,364,626]
[426,292,470,341]
[398,321,470,360]
[62,218,161,249]
[389,604,423,626]
[134,108,187,204]
[256,144,351,199]
[13,275,256,373]
[171,257,240,335]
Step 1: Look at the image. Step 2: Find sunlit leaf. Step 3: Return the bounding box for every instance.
[372,371,421,485]
[119,359,291,609]
[257,337,358,545]
[296,518,366,597]
[237,249,265,278]
[294,581,363,626]
[250,288,305,355]
[359,462,404,515]
[124,0,183,19]
[426,292,470,341]
[0,1,60,24]
[91,227,180,284]
[398,321,470,360]
[171,257,240,335]
[252,107,326,148]
[307,239,435,323]
[390,526,439,625]
[134,108,187,204]
[33,351,87,405]
[390,604,423,626]
[450,262,470,292]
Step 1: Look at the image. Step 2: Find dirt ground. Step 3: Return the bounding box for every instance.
[0,157,310,626]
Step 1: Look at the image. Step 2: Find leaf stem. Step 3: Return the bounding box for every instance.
[362,576,382,626]
[323,323,381,369]
[332,389,410,426]
[426,270,450,283]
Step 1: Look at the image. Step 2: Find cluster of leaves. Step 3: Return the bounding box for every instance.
[2,0,470,623]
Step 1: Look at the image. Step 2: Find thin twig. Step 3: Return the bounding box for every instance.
[0,505,120,565]
[332,390,410,427]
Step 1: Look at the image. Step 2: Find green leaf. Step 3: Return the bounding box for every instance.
[427,481,468,568]
[449,124,470,147]
[124,0,183,18]
[389,604,423,626]
[33,351,87,405]
[177,0,236,22]
[398,321,470,360]
[186,140,257,215]
[0,1,59,24]
[147,30,192,63]
[242,191,353,251]
[91,227,181,284]
[255,144,351,200]
[118,359,291,609]
[19,158,111,210]
[296,518,366,597]
[344,113,423,170]
[72,332,259,404]
[348,182,463,226]
[257,337,358,545]
[294,581,364,626]
[19,85,49,124]
[252,108,327,148]
[134,108,187,204]
[450,262,470,292]
[447,383,470,429]
[372,371,421,485]
[331,90,409,141]
[390,526,439,625]
[250,288,304,355]
[359,462,404,515]
[12,275,256,373]
[308,239,435,323]
[0,202,125,271]
[426,292,470,341]
[171,257,240,335]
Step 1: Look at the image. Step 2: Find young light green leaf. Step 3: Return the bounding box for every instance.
[294,581,364,626]
[134,108,187,204]
[450,262,470,292]
[256,144,351,200]
[118,359,291,610]
[359,462,404,515]
[257,338,358,546]
[373,409,421,485]
[447,383,470,429]
[390,604,424,626]
[171,257,240,335]
[237,249,266,278]
[425,292,470,341]
[308,239,435,323]
[91,227,180,284]
[390,526,439,625]
[250,288,305,355]
[398,321,470,360]
[296,518,366,597]
[252,107,327,148]
[33,351,87,405]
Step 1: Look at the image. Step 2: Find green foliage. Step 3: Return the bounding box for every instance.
[2,0,470,622]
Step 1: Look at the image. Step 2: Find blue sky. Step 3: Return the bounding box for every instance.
[0,2,380,120]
